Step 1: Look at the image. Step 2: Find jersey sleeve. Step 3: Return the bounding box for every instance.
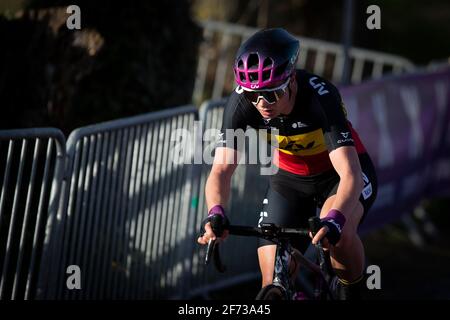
[217,91,252,150]
[312,77,355,152]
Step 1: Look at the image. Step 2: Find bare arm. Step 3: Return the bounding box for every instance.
[312,146,364,244]
[205,147,239,210]
[328,146,364,216]
[198,147,239,245]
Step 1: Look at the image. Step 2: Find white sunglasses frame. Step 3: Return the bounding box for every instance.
[235,78,290,106]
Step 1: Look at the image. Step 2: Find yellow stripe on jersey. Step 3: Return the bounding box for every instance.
[268,128,327,156]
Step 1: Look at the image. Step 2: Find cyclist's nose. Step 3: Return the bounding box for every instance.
[257,99,271,109]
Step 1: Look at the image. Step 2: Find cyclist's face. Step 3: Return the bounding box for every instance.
[254,76,297,119]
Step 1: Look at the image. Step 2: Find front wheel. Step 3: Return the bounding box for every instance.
[255,284,288,300]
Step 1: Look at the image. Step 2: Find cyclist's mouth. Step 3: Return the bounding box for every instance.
[261,109,274,117]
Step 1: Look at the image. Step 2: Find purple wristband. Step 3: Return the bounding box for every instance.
[323,209,346,229]
[208,205,225,217]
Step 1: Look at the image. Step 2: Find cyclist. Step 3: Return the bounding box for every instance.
[197,28,378,300]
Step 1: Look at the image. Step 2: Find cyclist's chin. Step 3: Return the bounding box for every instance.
[260,109,278,119]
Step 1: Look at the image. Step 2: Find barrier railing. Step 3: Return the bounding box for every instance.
[37,106,199,299]
[193,20,415,105]
[0,128,66,300]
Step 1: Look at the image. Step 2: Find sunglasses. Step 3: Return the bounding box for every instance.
[237,79,290,105]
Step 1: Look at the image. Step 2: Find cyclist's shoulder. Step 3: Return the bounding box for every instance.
[222,90,258,129]
[295,70,343,119]
[295,69,340,98]
[225,89,246,106]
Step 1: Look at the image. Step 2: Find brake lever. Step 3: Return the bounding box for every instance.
[205,238,216,265]
[204,238,227,273]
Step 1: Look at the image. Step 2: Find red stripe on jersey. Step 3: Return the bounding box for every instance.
[274,150,333,176]
[274,123,366,176]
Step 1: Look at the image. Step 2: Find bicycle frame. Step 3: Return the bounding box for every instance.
[271,237,333,300]
[271,239,296,298]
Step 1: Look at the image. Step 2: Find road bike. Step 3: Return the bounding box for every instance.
[205,216,336,300]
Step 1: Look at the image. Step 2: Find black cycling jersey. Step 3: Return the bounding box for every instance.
[217,69,378,251]
[219,69,366,176]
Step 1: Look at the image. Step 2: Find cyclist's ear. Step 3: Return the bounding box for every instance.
[289,74,297,86]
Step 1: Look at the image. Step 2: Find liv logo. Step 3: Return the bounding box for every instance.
[309,77,329,96]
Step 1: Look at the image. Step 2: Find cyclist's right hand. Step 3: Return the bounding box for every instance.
[197,205,230,245]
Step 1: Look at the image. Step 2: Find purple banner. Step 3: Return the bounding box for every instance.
[340,67,450,233]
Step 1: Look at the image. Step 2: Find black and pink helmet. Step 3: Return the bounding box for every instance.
[234,28,300,90]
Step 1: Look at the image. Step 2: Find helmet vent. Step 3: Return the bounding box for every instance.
[247,53,259,70]
[262,70,271,81]
[249,71,258,83]
[239,72,246,82]
[263,57,273,69]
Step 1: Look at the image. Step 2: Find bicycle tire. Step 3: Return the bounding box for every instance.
[255,284,289,300]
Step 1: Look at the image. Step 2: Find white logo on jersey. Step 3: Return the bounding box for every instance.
[362,172,370,184]
[292,121,308,129]
[337,131,354,144]
[362,184,373,200]
[309,76,329,96]
[361,172,372,199]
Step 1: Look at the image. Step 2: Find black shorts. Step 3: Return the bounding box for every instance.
[257,152,378,252]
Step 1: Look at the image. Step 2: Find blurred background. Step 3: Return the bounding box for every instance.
[0,0,449,300]
[1,0,450,132]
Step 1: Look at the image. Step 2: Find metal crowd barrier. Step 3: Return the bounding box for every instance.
[0,128,66,300]
[193,20,415,104]
[1,104,264,300]
[0,103,268,300]
[36,106,199,299]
